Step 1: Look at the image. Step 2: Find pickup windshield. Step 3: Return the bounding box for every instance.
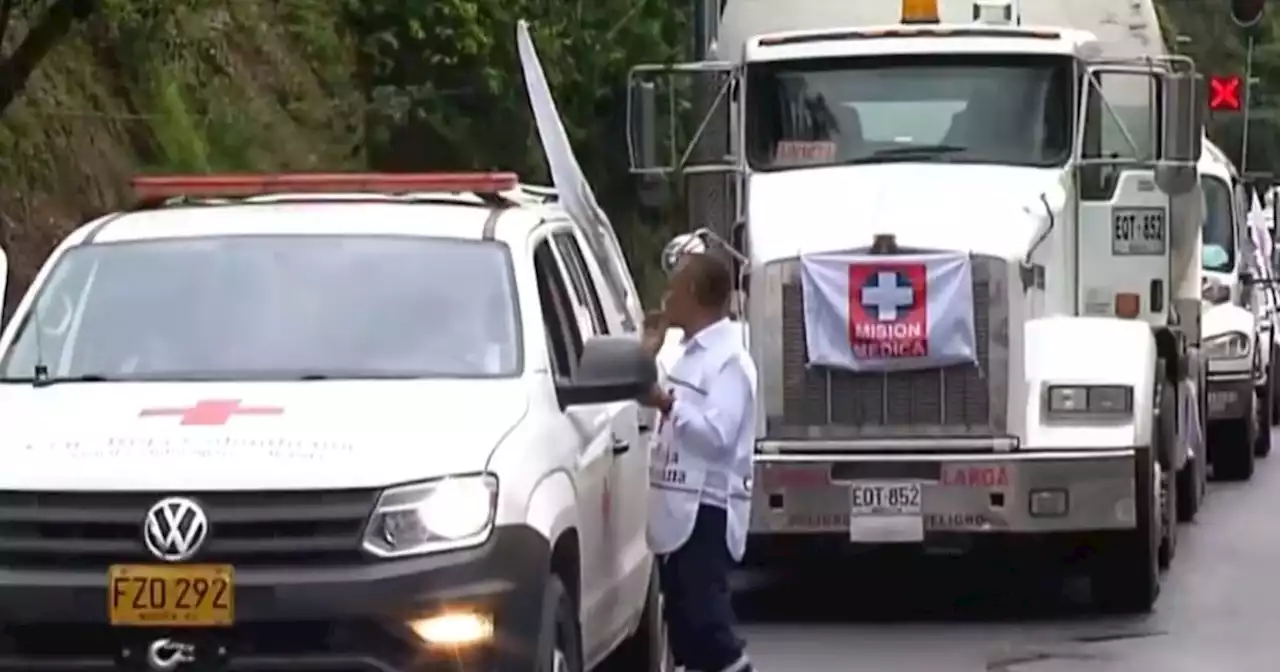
[0,235,521,381]
[746,53,1074,170]
[1201,177,1236,272]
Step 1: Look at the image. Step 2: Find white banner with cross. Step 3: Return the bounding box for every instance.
[799,250,978,372]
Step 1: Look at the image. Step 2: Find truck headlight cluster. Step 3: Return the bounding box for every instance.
[1044,385,1133,417]
[362,474,498,558]
[1204,332,1251,360]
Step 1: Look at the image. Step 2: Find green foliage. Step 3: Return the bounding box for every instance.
[1162,0,1280,172]
[350,0,689,195]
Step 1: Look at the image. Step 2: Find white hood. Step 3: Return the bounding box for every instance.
[747,163,1067,264]
[0,380,529,491]
[1202,302,1255,339]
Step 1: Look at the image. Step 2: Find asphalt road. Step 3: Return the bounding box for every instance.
[736,433,1279,671]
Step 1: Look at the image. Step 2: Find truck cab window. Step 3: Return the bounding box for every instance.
[533,240,583,379]
[745,53,1073,170]
[1201,177,1236,273]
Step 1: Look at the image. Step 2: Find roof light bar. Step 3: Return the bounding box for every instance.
[131,172,520,203]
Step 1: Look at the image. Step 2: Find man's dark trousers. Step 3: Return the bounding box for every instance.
[657,505,749,672]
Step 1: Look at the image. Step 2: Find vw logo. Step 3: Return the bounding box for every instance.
[143,497,209,562]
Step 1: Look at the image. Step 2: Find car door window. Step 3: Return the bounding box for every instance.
[552,230,608,336]
[533,239,582,378]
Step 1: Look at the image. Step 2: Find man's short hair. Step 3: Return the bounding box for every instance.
[682,253,733,309]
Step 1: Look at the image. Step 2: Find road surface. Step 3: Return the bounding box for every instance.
[738,435,1277,670]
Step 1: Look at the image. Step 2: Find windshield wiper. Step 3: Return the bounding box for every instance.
[845,144,969,164]
[0,374,117,388]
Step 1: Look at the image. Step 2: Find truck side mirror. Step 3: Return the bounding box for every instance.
[631,81,659,172]
[1156,72,1203,195]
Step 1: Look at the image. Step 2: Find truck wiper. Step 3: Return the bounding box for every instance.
[866,144,968,159]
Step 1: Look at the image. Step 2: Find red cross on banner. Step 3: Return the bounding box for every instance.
[139,399,283,426]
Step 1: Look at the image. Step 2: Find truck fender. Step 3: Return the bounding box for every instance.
[524,470,579,550]
[1022,316,1156,450]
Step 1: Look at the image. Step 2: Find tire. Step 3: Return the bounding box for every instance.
[1091,448,1160,613]
[1158,462,1176,570]
[1256,381,1274,457]
[1210,415,1256,481]
[1155,379,1177,569]
[1175,456,1201,522]
[601,562,671,672]
[539,575,583,672]
[1271,347,1280,424]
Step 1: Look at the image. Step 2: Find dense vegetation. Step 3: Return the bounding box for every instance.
[0,0,1274,303]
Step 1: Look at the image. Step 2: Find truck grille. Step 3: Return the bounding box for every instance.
[766,254,1009,439]
[0,490,377,569]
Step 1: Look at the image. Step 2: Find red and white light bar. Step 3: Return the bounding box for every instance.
[131,172,519,203]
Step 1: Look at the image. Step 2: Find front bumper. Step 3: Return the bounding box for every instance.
[0,524,551,671]
[1206,374,1254,421]
[749,448,1141,543]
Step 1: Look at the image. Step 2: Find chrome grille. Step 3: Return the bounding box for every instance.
[766,255,1009,439]
[0,490,377,569]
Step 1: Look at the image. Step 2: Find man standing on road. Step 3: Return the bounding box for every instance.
[641,253,758,672]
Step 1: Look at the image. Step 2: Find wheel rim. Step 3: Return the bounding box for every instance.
[553,647,570,672]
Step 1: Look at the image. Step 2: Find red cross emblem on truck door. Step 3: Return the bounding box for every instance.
[139,399,283,426]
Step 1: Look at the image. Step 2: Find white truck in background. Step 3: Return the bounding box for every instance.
[626,0,1207,612]
[1201,140,1275,479]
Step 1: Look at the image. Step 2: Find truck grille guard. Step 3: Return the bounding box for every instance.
[753,255,1011,448]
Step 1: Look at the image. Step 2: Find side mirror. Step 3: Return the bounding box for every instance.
[660,232,708,274]
[1241,270,1257,284]
[1156,71,1203,195]
[557,336,657,407]
[631,80,660,172]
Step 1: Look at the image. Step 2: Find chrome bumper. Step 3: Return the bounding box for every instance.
[750,448,1140,541]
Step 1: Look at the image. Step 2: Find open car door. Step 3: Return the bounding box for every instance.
[516,21,640,330]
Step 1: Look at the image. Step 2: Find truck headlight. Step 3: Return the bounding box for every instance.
[1204,332,1251,359]
[362,474,498,558]
[1045,385,1133,417]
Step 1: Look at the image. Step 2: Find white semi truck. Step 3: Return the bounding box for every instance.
[627,0,1207,612]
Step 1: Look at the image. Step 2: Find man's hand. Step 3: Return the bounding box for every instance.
[641,310,668,358]
[639,384,673,413]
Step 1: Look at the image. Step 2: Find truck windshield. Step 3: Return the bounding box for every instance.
[746,53,1073,170]
[0,235,522,382]
[1201,177,1236,272]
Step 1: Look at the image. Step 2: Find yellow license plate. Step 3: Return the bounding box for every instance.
[108,564,234,627]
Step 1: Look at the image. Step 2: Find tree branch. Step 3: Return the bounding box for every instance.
[0,0,16,54]
[0,0,98,117]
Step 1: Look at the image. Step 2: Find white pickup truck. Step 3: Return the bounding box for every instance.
[0,170,665,672]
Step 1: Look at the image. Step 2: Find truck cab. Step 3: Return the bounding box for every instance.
[626,0,1206,613]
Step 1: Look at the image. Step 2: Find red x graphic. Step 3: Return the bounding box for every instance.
[1209,75,1242,111]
